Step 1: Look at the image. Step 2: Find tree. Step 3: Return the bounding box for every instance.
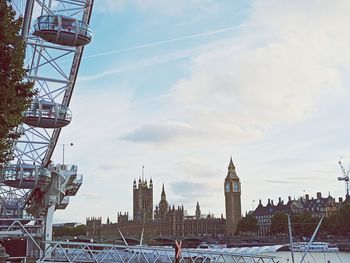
[292,213,318,237]
[338,203,350,234]
[322,202,350,236]
[270,212,288,235]
[53,224,86,238]
[236,214,258,234]
[324,213,341,235]
[0,0,35,165]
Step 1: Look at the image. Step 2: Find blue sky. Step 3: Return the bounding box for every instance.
[50,0,350,223]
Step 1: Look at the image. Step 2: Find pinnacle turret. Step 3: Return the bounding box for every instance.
[161,183,166,201]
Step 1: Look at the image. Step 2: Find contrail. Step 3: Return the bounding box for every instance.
[84,24,252,59]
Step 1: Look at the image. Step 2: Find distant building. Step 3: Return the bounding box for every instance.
[86,158,241,240]
[86,217,102,237]
[253,192,342,236]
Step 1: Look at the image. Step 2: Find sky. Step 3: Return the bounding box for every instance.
[49,0,350,223]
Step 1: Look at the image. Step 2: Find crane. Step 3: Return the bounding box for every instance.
[338,157,350,198]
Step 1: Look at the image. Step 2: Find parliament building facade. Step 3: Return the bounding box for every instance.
[86,158,242,241]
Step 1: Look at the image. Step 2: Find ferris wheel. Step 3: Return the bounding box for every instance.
[1,0,93,243]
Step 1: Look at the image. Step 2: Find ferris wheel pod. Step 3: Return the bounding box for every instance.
[33,15,92,46]
[2,164,51,189]
[23,100,72,128]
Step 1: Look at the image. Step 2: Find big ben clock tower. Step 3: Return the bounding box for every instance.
[224,157,241,236]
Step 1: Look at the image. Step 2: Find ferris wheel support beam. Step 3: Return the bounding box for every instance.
[44,205,55,253]
[22,0,34,39]
[27,41,76,52]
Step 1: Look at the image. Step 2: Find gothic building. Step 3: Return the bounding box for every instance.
[133,178,153,223]
[86,158,241,240]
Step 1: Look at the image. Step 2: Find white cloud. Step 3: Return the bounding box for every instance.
[163,0,350,144]
[120,121,196,143]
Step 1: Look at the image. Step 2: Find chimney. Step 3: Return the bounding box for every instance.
[317,192,322,199]
[288,196,291,202]
[259,199,262,205]
[305,194,309,201]
[268,199,271,205]
[271,200,274,206]
[339,197,343,203]
[278,197,282,204]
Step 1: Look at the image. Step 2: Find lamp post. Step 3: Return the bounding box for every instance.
[62,142,73,165]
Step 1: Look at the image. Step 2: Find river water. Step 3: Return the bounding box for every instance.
[268,251,350,263]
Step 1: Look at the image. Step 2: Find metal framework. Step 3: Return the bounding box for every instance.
[39,241,279,263]
[338,158,350,198]
[1,0,94,256]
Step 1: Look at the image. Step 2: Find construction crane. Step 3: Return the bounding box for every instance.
[338,157,350,198]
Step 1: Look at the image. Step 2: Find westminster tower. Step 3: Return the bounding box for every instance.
[224,157,242,236]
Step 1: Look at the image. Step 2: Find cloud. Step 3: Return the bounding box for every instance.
[120,121,196,143]
[80,47,200,81]
[264,179,297,185]
[81,192,101,198]
[159,0,350,145]
[170,181,218,199]
[83,24,251,60]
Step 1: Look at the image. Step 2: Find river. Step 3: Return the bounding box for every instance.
[269,251,350,263]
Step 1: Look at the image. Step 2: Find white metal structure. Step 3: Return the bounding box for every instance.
[338,158,350,198]
[0,0,93,256]
[39,241,279,263]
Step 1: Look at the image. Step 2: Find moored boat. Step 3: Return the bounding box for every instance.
[291,242,339,252]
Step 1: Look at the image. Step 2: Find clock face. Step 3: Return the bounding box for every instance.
[234,183,239,192]
[225,182,230,192]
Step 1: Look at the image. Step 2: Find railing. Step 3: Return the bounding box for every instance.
[39,241,279,263]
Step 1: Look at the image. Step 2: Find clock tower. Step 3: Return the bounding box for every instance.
[224,157,241,236]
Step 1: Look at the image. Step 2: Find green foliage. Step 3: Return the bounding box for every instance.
[267,203,350,237]
[324,203,350,235]
[236,214,258,234]
[53,224,86,238]
[292,213,319,236]
[270,212,288,235]
[324,213,341,235]
[0,0,35,164]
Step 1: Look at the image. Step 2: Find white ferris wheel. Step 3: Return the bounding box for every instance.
[1,0,94,247]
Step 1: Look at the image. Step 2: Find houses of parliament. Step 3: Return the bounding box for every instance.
[86,158,241,240]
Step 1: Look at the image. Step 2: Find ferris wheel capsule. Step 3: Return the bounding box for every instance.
[2,164,51,189]
[33,15,92,46]
[23,100,72,128]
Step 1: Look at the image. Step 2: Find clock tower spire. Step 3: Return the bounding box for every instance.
[224,157,241,236]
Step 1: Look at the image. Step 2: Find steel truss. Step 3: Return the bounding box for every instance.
[39,241,279,263]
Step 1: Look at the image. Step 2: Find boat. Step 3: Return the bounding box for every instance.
[291,242,339,252]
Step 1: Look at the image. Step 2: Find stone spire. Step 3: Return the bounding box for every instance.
[161,183,166,201]
[227,156,238,178]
